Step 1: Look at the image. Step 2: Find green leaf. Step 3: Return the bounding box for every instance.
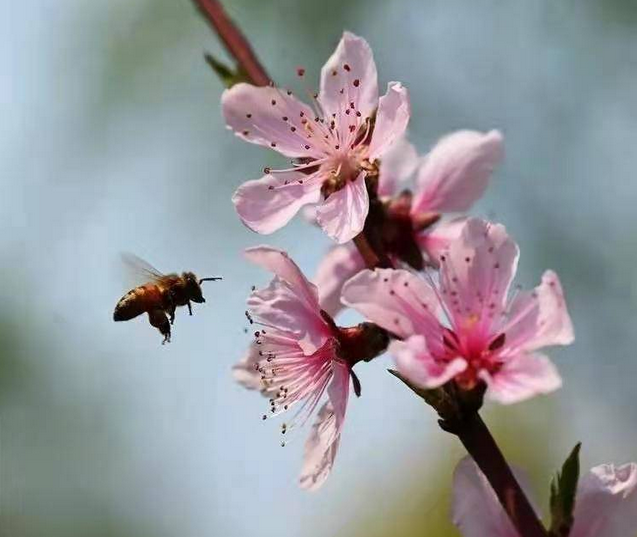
[204,53,249,88]
[549,442,582,537]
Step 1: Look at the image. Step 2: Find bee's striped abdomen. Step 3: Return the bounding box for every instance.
[113,284,163,321]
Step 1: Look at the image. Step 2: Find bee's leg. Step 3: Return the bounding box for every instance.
[164,290,177,325]
[187,302,192,316]
[148,309,171,344]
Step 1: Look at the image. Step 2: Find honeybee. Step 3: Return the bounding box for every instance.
[113,254,222,344]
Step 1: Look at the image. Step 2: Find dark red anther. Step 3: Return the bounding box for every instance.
[442,328,460,352]
[488,333,506,352]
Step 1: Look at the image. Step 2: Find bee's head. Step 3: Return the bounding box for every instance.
[183,272,206,303]
[183,272,222,303]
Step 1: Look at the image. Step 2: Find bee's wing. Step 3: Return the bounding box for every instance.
[120,252,167,288]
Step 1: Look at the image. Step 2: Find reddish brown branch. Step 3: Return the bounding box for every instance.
[453,413,548,537]
[192,0,271,87]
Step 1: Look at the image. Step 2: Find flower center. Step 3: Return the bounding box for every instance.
[320,153,363,198]
[441,329,506,390]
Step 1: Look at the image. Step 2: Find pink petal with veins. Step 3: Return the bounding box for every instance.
[319,31,378,120]
[222,83,325,159]
[412,130,503,214]
[233,171,322,235]
[480,352,562,404]
[342,268,442,341]
[439,218,519,331]
[299,361,350,491]
[392,335,467,389]
[501,271,574,354]
[377,136,419,197]
[316,172,369,243]
[245,246,330,354]
[417,217,467,266]
[314,244,365,318]
[368,82,411,160]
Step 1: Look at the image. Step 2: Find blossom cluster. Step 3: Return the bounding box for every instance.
[219,30,635,533]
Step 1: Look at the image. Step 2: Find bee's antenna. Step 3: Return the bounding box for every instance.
[200,277,223,284]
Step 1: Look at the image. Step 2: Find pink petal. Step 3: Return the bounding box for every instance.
[231,343,263,390]
[452,457,534,537]
[316,172,369,243]
[328,359,350,429]
[502,271,574,353]
[342,268,443,341]
[245,246,330,353]
[319,31,378,120]
[392,335,467,389]
[222,83,324,159]
[439,218,519,330]
[416,217,467,266]
[245,246,317,304]
[481,352,562,405]
[232,171,322,235]
[527,271,575,350]
[314,244,365,318]
[368,82,411,161]
[411,130,503,214]
[571,463,637,537]
[300,204,319,226]
[299,361,350,491]
[377,136,419,197]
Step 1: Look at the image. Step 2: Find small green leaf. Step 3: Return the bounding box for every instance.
[204,53,249,88]
[549,442,582,537]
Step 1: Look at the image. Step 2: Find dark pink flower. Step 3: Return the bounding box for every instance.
[232,246,350,490]
[452,457,637,537]
[342,218,574,404]
[224,32,410,243]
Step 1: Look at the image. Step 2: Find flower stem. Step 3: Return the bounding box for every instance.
[193,4,546,535]
[452,412,548,537]
[192,0,271,87]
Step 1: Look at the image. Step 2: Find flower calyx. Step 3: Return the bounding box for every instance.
[320,310,391,396]
[381,190,441,270]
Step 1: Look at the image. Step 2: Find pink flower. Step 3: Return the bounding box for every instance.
[224,32,410,243]
[232,246,351,490]
[452,457,637,537]
[342,218,574,404]
[315,130,503,317]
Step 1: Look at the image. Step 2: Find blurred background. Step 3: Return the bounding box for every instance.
[2,0,637,535]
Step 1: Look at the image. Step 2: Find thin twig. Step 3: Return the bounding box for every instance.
[192,0,270,86]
